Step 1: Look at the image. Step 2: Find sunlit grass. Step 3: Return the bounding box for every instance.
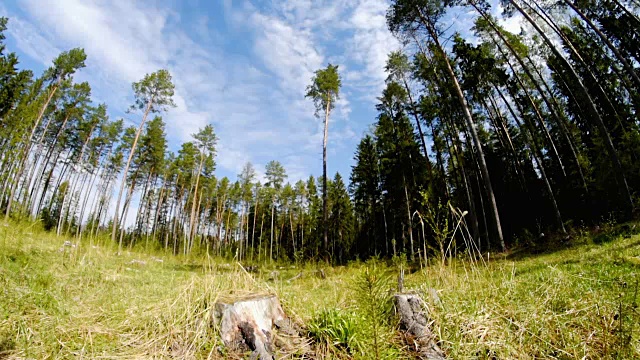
[0,219,638,358]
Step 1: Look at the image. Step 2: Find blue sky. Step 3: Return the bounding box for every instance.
[1,0,521,185]
[1,0,404,184]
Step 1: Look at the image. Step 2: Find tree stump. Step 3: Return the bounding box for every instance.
[214,294,309,359]
[394,293,446,360]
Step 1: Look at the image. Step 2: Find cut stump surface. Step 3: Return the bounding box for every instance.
[215,295,284,359]
[394,293,446,360]
[214,294,309,359]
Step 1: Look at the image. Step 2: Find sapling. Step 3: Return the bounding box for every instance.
[355,259,397,360]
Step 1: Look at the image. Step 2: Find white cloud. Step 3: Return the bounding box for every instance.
[233,0,398,181]
[346,0,400,98]
[250,13,324,96]
[3,14,60,67]
[5,0,400,190]
[21,0,161,82]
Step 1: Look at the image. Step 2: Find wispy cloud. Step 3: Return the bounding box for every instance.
[4,0,399,185]
[1,8,60,68]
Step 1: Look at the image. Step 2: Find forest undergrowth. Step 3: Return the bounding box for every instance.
[0,219,639,359]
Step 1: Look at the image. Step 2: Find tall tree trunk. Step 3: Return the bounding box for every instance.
[511,0,634,213]
[612,0,640,26]
[56,171,76,235]
[77,165,102,239]
[259,211,265,262]
[290,210,296,256]
[70,171,90,234]
[400,78,433,176]
[152,176,168,243]
[251,199,258,261]
[415,8,506,251]
[21,111,61,208]
[112,99,154,249]
[29,114,72,216]
[564,0,640,89]
[472,4,574,176]
[189,153,205,244]
[192,187,205,253]
[502,53,567,177]
[322,99,331,259]
[118,177,138,249]
[56,122,97,235]
[5,80,61,219]
[270,203,275,262]
[299,201,304,257]
[506,88,567,233]
[444,109,482,243]
[525,55,589,191]
[35,148,64,215]
[403,175,414,260]
[134,170,154,242]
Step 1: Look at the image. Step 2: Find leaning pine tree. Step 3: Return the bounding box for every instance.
[388,0,506,251]
[111,70,175,251]
[305,64,341,259]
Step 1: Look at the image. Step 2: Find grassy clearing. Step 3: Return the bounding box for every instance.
[0,220,639,359]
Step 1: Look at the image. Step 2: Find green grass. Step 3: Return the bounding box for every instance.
[0,220,639,359]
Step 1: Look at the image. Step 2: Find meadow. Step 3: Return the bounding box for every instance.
[0,220,639,359]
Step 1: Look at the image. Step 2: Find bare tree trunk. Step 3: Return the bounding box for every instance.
[35,148,64,215]
[189,153,205,245]
[134,170,154,242]
[27,112,69,211]
[152,177,167,243]
[118,177,138,249]
[5,80,60,219]
[612,0,640,26]
[515,0,634,212]
[415,8,505,251]
[56,171,77,235]
[504,55,567,177]
[401,78,433,176]
[259,211,265,262]
[270,203,275,262]
[192,187,205,253]
[472,5,572,177]
[403,175,414,260]
[525,56,589,190]
[507,89,566,233]
[322,100,331,259]
[56,122,97,235]
[564,0,640,88]
[251,199,258,261]
[443,112,482,243]
[112,99,153,249]
[21,110,61,208]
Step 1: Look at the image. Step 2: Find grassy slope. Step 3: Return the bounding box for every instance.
[0,221,639,359]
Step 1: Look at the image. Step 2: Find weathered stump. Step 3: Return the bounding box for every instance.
[394,293,446,360]
[214,294,309,359]
[215,295,284,359]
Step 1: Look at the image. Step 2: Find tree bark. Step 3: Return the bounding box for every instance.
[322,99,330,260]
[112,99,153,249]
[564,0,640,89]
[504,88,567,233]
[189,152,205,245]
[511,0,634,213]
[415,7,506,251]
[5,80,61,219]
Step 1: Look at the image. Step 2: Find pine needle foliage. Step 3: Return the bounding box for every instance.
[354,259,401,360]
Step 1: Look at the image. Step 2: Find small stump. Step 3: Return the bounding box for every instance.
[394,293,446,360]
[214,294,308,359]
